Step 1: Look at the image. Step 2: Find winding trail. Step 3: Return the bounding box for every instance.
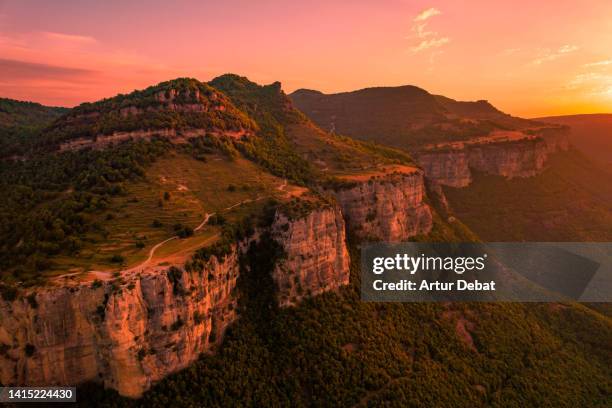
[194,212,214,232]
[122,236,178,274]
[56,180,289,283]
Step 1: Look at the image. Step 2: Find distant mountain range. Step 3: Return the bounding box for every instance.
[535,113,612,169]
[0,77,610,405]
[290,85,540,148]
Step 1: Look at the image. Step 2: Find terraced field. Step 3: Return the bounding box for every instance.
[47,151,291,280]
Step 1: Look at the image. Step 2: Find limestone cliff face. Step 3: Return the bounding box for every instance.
[330,168,433,241]
[0,252,240,398]
[58,127,251,152]
[417,130,569,187]
[417,150,471,188]
[271,205,350,307]
[0,202,356,396]
[467,138,549,179]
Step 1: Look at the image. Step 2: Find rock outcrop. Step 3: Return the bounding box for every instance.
[0,251,240,398]
[329,167,433,241]
[271,204,350,307]
[58,127,251,152]
[0,201,356,396]
[45,78,256,152]
[417,150,471,188]
[417,129,569,187]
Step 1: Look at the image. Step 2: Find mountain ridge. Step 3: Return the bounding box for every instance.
[0,75,610,405]
[289,84,544,149]
[534,113,612,169]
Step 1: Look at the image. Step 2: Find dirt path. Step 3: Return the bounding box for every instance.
[54,180,290,284]
[123,235,178,274]
[194,212,214,232]
[141,181,288,267]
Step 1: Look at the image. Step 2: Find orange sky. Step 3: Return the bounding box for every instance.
[1,0,612,117]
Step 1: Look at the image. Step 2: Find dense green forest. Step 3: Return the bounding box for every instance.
[444,149,612,242]
[0,77,316,281]
[0,76,404,282]
[209,74,418,185]
[39,78,255,148]
[77,240,612,407]
[0,139,170,283]
[210,74,320,185]
[0,98,68,156]
[1,76,610,407]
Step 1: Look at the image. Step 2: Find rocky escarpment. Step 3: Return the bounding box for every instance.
[417,129,569,187]
[0,251,240,398]
[416,150,472,188]
[44,78,255,151]
[0,202,354,397]
[58,127,250,152]
[329,167,433,241]
[271,204,350,307]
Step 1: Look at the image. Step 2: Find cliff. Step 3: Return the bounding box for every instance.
[0,202,354,397]
[271,204,350,307]
[58,127,251,152]
[328,166,433,241]
[0,250,240,398]
[417,150,472,188]
[417,129,569,187]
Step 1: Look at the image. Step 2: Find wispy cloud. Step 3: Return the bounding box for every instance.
[42,31,97,44]
[566,72,605,89]
[565,70,612,99]
[414,7,440,22]
[0,30,176,106]
[531,45,578,65]
[408,7,449,53]
[412,37,450,52]
[0,58,96,80]
[583,59,612,67]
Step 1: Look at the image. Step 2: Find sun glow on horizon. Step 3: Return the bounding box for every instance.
[1,0,612,117]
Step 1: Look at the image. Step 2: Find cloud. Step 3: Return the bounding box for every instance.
[531,45,578,65]
[584,59,612,67]
[501,48,521,56]
[42,31,97,44]
[566,72,604,88]
[565,70,612,99]
[0,58,96,80]
[408,7,449,53]
[414,7,441,22]
[412,22,434,39]
[559,45,578,53]
[411,37,450,52]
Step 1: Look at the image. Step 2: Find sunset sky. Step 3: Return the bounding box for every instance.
[1,0,612,117]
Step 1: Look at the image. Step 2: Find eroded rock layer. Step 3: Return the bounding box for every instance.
[271,205,350,307]
[417,130,569,187]
[58,127,250,152]
[330,168,433,241]
[0,202,357,396]
[0,251,239,398]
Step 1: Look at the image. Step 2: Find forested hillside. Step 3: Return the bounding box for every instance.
[0,98,68,156]
[0,76,610,408]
